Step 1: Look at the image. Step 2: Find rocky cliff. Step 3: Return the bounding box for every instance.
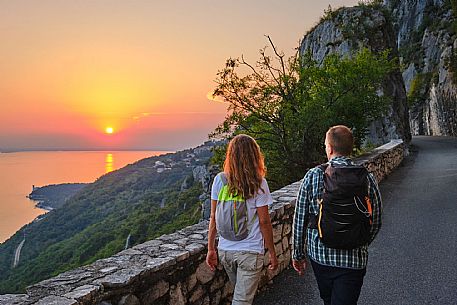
[300,4,412,145]
[386,0,457,136]
[300,0,457,140]
[300,5,411,144]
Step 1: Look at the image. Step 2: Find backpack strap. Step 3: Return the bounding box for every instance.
[317,162,329,172]
[220,172,227,185]
[217,172,243,202]
[307,163,328,229]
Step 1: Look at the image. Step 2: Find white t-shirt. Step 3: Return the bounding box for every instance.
[211,172,273,254]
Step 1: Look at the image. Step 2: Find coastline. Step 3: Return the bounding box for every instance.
[27,182,89,211]
[1,150,168,244]
[26,194,54,211]
[34,201,54,212]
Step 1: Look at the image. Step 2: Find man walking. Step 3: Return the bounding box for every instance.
[292,125,382,305]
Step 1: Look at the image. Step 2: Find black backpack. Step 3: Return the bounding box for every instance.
[308,163,373,249]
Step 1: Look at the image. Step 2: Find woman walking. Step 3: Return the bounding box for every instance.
[206,134,278,305]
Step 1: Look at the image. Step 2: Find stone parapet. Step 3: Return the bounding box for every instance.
[0,140,405,305]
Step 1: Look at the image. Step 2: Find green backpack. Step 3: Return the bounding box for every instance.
[216,173,254,241]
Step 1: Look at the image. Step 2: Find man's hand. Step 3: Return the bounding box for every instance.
[292,259,306,276]
[268,252,278,271]
[206,249,218,271]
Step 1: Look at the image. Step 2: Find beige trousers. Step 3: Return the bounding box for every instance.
[218,250,264,305]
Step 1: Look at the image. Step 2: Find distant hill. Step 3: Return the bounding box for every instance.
[0,141,218,293]
[28,183,88,210]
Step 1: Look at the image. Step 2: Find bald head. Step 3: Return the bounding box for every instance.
[325,125,354,158]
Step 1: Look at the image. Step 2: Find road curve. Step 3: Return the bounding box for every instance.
[254,136,457,305]
[13,238,25,268]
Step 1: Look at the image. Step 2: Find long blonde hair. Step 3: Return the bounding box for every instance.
[223,134,266,199]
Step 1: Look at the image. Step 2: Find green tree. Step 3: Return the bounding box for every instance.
[210,37,395,189]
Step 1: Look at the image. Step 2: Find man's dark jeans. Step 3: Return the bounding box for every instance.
[311,260,366,305]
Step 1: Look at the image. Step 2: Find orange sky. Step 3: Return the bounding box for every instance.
[0,0,359,151]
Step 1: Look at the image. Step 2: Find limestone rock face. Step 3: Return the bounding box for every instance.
[386,0,457,135]
[300,6,412,145]
[193,164,219,220]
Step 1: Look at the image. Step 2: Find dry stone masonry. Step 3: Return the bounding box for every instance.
[0,140,406,305]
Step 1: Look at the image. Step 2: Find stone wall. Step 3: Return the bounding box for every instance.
[0,140,406,305]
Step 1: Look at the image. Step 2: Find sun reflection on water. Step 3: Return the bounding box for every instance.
[105,153,114,173]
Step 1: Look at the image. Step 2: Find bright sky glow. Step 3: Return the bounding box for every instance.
[0,0,359,151]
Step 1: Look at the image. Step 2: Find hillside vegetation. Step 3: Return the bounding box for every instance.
[0,143,214,293]
[28,183,88,210]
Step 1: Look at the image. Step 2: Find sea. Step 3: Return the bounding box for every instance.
[0,150,169,243]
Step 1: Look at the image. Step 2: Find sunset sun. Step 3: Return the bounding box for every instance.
[105,127,114,134]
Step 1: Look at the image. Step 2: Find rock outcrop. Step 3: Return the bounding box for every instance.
[300,5,412,145]
[301,0,457,139]
[193,163,219,220]
[386,0,457,135]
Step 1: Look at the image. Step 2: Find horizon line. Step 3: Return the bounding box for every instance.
[0,148,176,153]
[0,140,220,153]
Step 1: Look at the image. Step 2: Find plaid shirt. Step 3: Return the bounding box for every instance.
[292,156,382,269]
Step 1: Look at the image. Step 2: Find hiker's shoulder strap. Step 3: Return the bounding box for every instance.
[217,173,244,202]
[219,172,227,185]
[217,173,229,201]
[317,163,329,172]
[306,163,328,229]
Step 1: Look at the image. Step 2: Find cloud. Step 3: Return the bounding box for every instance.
[132,111,225,122]
[206,91,226,104]
[132,112,153,120]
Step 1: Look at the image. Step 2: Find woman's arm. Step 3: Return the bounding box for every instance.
[257,205,278,270]
[206,199,218,271]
